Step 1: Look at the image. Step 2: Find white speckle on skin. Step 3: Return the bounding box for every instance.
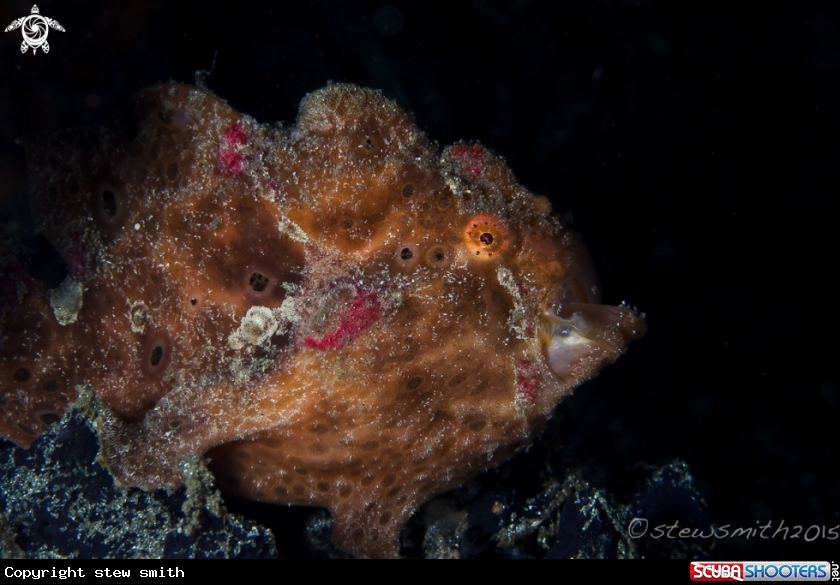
[50,278,83,326]
[228,306,280,350]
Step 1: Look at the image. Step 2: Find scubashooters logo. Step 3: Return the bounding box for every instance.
[690,561,834,581]
[4,5,65,54]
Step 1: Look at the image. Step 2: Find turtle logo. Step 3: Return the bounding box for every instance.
[4,5,65,55]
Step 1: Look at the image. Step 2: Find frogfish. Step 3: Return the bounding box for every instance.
[0,83,645,558]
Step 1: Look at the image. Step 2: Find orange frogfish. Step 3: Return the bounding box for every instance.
[0,83,644,558]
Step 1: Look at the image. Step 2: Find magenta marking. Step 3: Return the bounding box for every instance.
[303,290,381,350]
[449,144,486,181]
[216,122,250,175]
[517,361,540,404]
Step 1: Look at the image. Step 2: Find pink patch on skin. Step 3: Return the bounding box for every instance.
[303,290,381,350]
[217,122,250,175]
[225,123,249,147]
[449,144,486,181]
[517,360,540,404]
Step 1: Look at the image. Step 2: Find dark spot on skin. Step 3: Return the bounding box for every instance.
[249,272,269,292]
[158,110,173,125]
[364,138,374,150]
[169,419,182,430]
[379,511,392,525]
[39,413,61,425]
[341,219,354,230]
[13,368,30,383]
[402,184,414,197]
[317,481,330,493]
[400,248,413,260]
[339,486,352,498]
[166,161,179,180]
[405,376,424,390]
[102,191,117,217]
[469,420,487,432]
[449,373,468,387]
[438,197,450,209]
[426,246,447,265]
[190,298,197,306]
[150,346,163,366]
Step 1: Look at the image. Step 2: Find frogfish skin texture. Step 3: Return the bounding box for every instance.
[0,83,645,558]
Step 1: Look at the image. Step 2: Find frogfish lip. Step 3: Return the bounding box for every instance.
[538,239,646,382]
[539,296,646,382]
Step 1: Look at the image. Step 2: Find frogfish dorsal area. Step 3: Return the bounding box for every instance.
[0,83,645,558]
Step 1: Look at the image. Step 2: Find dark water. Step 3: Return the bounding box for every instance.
[1,0,837,560]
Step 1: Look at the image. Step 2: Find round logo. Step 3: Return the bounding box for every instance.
[22,15,48,49]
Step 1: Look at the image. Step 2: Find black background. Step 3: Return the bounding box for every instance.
[1,0,837,559]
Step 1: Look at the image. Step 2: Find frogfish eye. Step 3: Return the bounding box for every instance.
[464,213,510,259]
